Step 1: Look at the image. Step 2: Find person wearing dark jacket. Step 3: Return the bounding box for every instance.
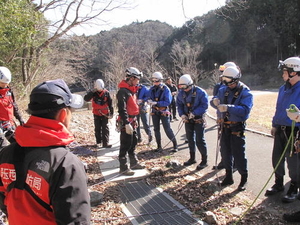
[116,67,145,176]
[0,79,91,224]
[84,79,114,148]
[0,67,24,148]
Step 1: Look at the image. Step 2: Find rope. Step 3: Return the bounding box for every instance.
[233,120,296,224]
[160,119,185,150]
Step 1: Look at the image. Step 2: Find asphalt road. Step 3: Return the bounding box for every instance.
[156,115,300,213]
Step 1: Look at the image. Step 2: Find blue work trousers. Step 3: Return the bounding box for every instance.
[152,113,176,145]
[137,111,152,140]
[185,121,207,156]
[220,123,247,175]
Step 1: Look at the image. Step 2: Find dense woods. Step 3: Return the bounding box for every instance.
[0,0,299,97]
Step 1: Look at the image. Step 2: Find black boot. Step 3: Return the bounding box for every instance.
[148,135,153,143]
[265,175,284,196]
[172,140,178,152]
[196,155,208,170]
[238,173,248,191]
[119,157,134,176]
[221,169,234,186]
[282,182,298,203]
[212,160,225,170]
[129,155,145,170]
[155,140,163,152]
[183,152,196,166]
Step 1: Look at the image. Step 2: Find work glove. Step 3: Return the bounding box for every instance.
[218,104,228,112]
[286,105,300,122]
[212,98,220,107]
[125,124,134,135]
[148,100,157,105]
[271,127,276,136]
[181,115,188,123]
[189,113,195,119]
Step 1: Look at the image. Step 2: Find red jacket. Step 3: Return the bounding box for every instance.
[0,88,20,122]
[116,80,139,124]
[84,89,114,116]
[0,116,91,224]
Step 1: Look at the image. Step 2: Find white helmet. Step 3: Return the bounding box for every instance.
[0,67,12,84]
[94,79,104,91]
[125,67,143,78]
[179,74,193,86]
[278,57,300,72]
[219,61,237,72]
[221,66,241,85]
[151,72,163,80]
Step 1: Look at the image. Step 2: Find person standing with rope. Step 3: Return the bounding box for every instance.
[283,104,300,222]
[211,66,253,191]
[177,74,209,170]
[148,72,178,153]
[0,67,24,148]
[212,62,238,170]
[84,79,114,148]
[265,57,300,204]
[116,67,145,176]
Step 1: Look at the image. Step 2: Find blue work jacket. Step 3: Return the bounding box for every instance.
[177,85,208,117]
[149,84,172,107]
[211,82,253,122]
[272,81,300,127]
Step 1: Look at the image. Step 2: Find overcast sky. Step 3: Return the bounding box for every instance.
[46,0,226,36]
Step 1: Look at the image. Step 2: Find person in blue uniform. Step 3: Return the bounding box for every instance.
[148,72,178,152]
[177,74,209,170]
[211,66,253,191]
[265,57,300,205]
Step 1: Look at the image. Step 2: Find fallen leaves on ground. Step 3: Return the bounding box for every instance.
[71,110,287,225]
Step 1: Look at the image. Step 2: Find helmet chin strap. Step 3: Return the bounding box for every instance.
[288,71,294,79]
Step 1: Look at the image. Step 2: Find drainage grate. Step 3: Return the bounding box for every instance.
[119,181,202,225]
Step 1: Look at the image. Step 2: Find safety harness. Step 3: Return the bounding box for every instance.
[150,85,169,116]
[223,84,244,121]
[222,84,244,136]
[182,86,204,124]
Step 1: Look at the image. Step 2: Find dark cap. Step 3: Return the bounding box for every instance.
[28,79,83,114]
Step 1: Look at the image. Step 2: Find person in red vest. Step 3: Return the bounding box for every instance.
[116,67,145,175]
[84,79,114,148]
[0,79,90,224]
[0,67,24,148]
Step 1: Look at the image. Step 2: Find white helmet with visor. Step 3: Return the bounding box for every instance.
[178,74,193,89]
[151,72,163,83]
[221,66,241,86]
